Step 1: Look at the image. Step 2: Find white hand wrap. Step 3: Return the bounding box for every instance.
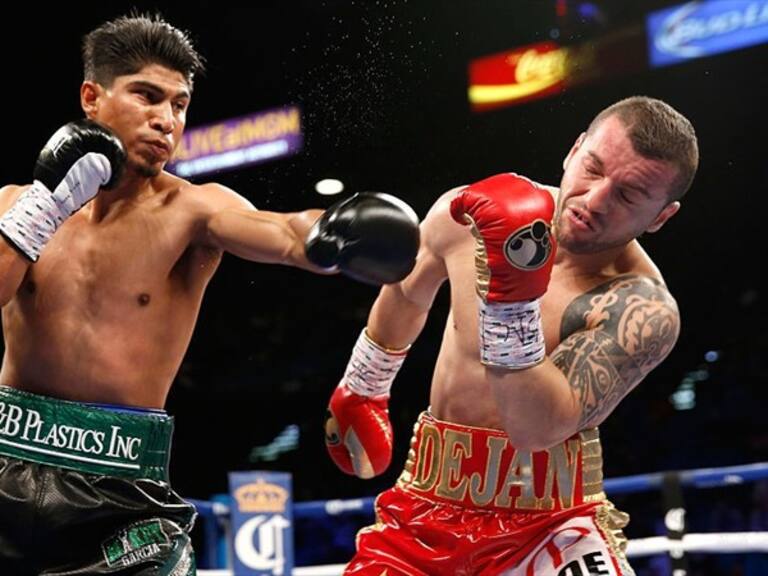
[0,153,111,261]
[479,297,546,369]
[343,329,410,398]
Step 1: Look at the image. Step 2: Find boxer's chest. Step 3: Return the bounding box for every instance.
[19,202,197,315]
[540,268,613,352]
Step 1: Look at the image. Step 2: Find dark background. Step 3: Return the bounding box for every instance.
[1,1,766,572]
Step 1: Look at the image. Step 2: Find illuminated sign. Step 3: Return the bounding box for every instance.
[469,42,567,111]
[167,105,302,177]
[468,41,601,111]
[229,471,294,576]
[648,0,768,67]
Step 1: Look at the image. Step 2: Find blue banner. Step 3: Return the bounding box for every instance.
[229,471,294,576]
[648,0,768,67]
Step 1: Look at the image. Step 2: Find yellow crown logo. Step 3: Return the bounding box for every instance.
[234,480,289,513]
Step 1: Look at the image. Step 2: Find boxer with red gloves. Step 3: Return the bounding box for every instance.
[328,97,699,575]
[450,173,556,369]
[324,328,408,479]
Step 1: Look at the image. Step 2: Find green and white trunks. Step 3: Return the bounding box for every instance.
[0,385,197,575]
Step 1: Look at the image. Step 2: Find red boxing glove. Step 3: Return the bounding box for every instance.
[451,173,556,369]
[324,329,408,478]
[450,172,556,303]
[325,386,392,479]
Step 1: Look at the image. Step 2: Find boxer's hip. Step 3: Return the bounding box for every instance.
[0,386,195,573]
[0,385,174,482]
[347,411,632,575]
[396,410,606,513]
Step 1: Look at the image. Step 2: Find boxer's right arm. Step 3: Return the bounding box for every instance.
[0,120,125,263]
[325,193,451,478]
[0,185,31,307]
[205,189,420,285]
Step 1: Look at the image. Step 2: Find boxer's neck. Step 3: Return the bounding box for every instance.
[88,173,157,221]
[554,242,629,278]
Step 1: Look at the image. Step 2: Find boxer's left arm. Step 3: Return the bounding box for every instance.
[365,191,455,347]
[202,184,422,283]
[200,183,326,272]
[451,173,680,450]
[324,191,452,478]
[486,276,680,450]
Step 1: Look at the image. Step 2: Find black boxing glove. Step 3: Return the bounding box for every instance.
[0,119,126,261]
[305,192,420,285]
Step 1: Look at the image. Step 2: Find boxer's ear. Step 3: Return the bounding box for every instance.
[563,132,586,171]
[81,81,104,119]
[647,201,680,233]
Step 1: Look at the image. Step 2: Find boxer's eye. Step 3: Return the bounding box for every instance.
[617,188,635,205]
[585,164,600,177]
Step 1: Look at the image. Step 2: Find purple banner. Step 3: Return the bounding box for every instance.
[167,105,302,177]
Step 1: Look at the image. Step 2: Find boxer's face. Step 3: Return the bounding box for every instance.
[555,115,680,255]
[81,63,191,178]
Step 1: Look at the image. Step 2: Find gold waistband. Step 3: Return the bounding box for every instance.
[397,412,606,512]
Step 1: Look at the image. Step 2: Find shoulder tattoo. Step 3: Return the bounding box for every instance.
[551,275,680,428]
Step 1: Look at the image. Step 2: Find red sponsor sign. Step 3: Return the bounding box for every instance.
[469,28,647,112]
[469,42,569,111]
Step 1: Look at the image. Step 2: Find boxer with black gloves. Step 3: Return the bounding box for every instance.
[327,97,699,576]
[0,14,418,576]
[0,120,125,261]
[306,192,420,285]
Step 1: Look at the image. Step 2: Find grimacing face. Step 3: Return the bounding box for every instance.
[554,115,681,255]
[81,63,191,178]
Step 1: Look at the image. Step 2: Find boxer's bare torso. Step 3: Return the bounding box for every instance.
[0,64,326,409]
[0,173,316,408]
[417,189,679,431]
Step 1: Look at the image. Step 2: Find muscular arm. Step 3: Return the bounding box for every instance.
[367,244,447,349]
[208,207,324,270]
[488,275,680,450]
[366,194,452,349]
[0,185,32,307]
[201,184,325,271]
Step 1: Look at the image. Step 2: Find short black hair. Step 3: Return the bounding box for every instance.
[587,96,699,201]
[82,13,205,89]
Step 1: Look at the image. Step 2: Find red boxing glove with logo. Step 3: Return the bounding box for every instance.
[324,329,409,479]
[450,173,556,369]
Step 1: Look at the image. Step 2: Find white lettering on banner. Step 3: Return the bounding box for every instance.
[0,402,24,436]
[107,426,142,461]
[173,140,291,177]
[121,543,162,567]
[0,402,141,464]
[234,515,291,575]
[656,1,768,58]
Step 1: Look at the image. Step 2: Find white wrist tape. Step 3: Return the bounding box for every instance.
[0,153,111,262]
[343,329,409,398]
[0,181,66,261]
[479,297,546,369]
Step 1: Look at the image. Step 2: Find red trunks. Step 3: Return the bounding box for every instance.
[344,412,634,575]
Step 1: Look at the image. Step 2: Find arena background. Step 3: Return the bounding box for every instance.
[0,1,766,574]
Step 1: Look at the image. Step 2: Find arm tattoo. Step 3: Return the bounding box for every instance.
[551,275,680,428]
